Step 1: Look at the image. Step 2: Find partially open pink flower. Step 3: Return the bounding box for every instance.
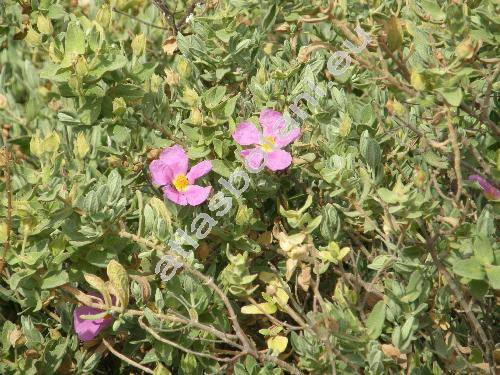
[232,109,300,172]
[469,175,500,200]
[149,145,212,206]
[74,292,114,341]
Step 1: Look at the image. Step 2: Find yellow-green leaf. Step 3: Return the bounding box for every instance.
[241,302,277,315]
[30,133,44,157]
[74,132,89,159]
[37,14,53,35]
[84,273,112,307]
[106,260,129,310]
[43,132,60,153]
[267,335,288,354]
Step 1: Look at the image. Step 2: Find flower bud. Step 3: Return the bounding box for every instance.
[36,14,53,35]
[25,26,42,47]
[190,108,203,125]
[411,70,426,91]
[113,97,127,116]
[177,58,190,79]
[96,4,111,28]
[131,33,146,56]
[75,56,89,77]
[455,39,475,60]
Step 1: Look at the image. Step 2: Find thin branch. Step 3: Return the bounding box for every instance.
[139,317,235,362]
[246,296,302,331]
[460,136,491,176]
[446,112,463,201]
[113,8,170,30]
[481,63,500,120]
[259,354,305,375]
[176,1,199,30]
[151,0,178,33]
[459,103,500,137]
[102,338,154,374]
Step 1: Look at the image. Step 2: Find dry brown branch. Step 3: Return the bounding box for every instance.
[446,112,463,201]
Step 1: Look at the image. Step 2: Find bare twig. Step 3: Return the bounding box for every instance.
[102,338,154,374]
[481,63,500,120]
[446,112,463,201]
[459,103,500,137]
[113,8,170,30]
[152,0,178,33]
[246,296,302,330]
[176,1,199,30]
[139,316,235,362]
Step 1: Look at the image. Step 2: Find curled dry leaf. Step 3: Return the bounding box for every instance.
[130,275,152,302]
[297,264,311,292]
[381,344,406,362]
[162,36,178,55]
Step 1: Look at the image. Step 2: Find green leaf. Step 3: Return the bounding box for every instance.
[485,265,500,290]
[41,270,69,289]
[377,188,399,204]
[204,86,226,109]
[107,260,130,310]
[267,335,288,354]
[453,258,485,280]
[473,236,493,266]
[366,301,386,339]
[65,21,85,55]
[241,302,277,315]
[437,87,463,107]
[360,130,381,169]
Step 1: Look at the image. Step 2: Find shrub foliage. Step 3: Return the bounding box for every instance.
[0,0,499,374]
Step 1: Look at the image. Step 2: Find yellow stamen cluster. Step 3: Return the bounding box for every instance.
[261,135,276,153]
[173,174,189,191]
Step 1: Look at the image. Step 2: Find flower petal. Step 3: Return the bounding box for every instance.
[163,185,188,206]
[275,127,301,148]
[232,122,261,146]
[73,305,113,341]
[149,159,174,186]
[185,185,212,206]
[260,109,285,137]
[469,175,500,200]
[186,160,212,184]
[241,148,266,172]
[159,145,188,176]
[266,149,292,171]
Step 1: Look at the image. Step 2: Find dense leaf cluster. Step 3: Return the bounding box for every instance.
[0,0,498,374]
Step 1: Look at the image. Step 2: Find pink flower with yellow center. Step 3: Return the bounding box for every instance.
[149,145,212,206]
[232,109,301,171]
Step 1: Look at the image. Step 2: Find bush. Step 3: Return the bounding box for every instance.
[0,0,498,374]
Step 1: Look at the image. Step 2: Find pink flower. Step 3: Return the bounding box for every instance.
[73,292,114,341]
[149,145,212,206]
[469,175,500,200]
[232,109,300,172]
